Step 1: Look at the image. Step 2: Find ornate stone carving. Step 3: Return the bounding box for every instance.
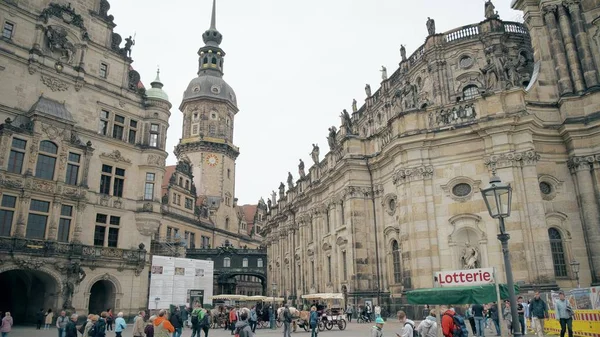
[13,257,44,270]
[538,174,564,201]
[40,3,87,33]
[137,221,159,236]
[567,155,596,172]
[113,199,122,209]
[441,177,481,203]
[41,75,69,92]
[99,194,110,207]
[461,242,480,269]
[392,166,434,185]
[0,177,24,189]
[322,242,332,251]
[128,70,141,91]
[45,26,76,64]
[426,17,436,35]
[110,33,122,52]
[310,144,320,165]
[484,150,540,169]
[382,193,398,215]
[98,0,114,22]
[100,150,131,164]
[147,154,165,166]
[429,103,476,128]
[33,180,55,193]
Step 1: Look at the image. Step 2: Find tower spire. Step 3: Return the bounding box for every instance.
[210,0,217,29]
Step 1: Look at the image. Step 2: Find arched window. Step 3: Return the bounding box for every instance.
[391,240,402,284]
[463,85,479,100]
[243,258,248,268]
[211,57,217,65]
[35,141,58,180]
[548,228,567,277]
[223,257,231,268]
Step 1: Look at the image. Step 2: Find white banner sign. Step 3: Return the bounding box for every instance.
[435,268,495,287]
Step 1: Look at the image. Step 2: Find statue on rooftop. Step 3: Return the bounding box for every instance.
[123,35,135,58]
[426,17,436,36]
[287,172,294,189]
[327,126,338,151]
[311,144,320,165]
[352,99,358,112]
[485,0,499,19]
[341,109,353,135]
[298,159,306,178]
[381,66,388,80]
[267,198,272,212]
[271,190,277,204]
[365,84,372,97]
[278,183,285,199]
[400,44,407,61]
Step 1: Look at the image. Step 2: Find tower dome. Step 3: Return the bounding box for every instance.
[145,69,169,102]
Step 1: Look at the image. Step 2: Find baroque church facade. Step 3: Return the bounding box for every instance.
[262,0,600,307]
[0,0,262,322]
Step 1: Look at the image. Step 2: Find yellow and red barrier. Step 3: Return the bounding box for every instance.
[545,310,600,337]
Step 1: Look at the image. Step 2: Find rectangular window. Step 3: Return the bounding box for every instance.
[99,62,108,78]
[192,124,199,135]
[93,225,106,246]
[150,123,159,147]
[243,258,248,268]
[26,199,50,239]
[144,173,155,200]
[112,115,125,140]
[99,165,125,197]
[0,195,17,236]
[201,235,210,248]
[327,256,332,283]
[257,258,263,268]
[35,154,56,180]
[99,110,110,135]
[185,197,193,210]
[167,226,173,240]
[189,232,195,249]
[342,251,347,281]
[94,213,119,247]
[2,21,14,39]
[57,205,73,242]
[65,152,80,185]
[107,227,119,247]
[99,164,112,194]
[128,120,138,144]
[223,258,231,268]
[7,138,26,174]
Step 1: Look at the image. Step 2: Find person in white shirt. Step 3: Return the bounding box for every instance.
[417,310,438,337]
[396,310,415,337]
[375,306,382,319]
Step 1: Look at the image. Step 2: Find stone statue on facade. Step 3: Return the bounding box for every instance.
[45,26,76,64]
[504,57,521,88]
[278,183,285,199]
[365,84,372,97]
[341,109,353,134]
[327,126,338,151]
[298,159,306,178]
[352,99,358,113]
[481,49,500,90]
[516,53,531,85]
[461,242,480,269]
[267,198,272,212]
[311,144,320,165]
[426,17,436,36]
[57,261,86,309]
[381,66,388,80]
[287,172,294,189]
[485,0,499,19]
[400,44,407,61]
[271,190,277,204]
[123,35,135,58]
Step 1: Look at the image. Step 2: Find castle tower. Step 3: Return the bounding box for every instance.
[174,0,239,231]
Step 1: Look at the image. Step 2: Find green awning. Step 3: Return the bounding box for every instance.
[406,284,519,305]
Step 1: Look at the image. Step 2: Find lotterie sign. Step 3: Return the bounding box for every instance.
[435,268,495,287]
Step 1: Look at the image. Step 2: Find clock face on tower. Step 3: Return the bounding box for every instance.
[206,154,219,167]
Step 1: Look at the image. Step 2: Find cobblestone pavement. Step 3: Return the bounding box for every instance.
[4,320,538,337]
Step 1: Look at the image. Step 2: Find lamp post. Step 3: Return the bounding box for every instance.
[271,282,277,329]
[570,260,580,288]
[481,171,521,337]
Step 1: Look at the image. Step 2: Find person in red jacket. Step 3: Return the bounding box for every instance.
[441,308,456,337]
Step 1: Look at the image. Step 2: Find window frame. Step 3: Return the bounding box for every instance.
[257,258,263,268]
[548,228,568,278]
[112,114,125,140]
[2,21,15,39]
[99,110,110,135]
[35,141,58,181]
[99,164,126,197]
[26,199,51,239]
[463,85,479,101]
[57,204,73,243]
[223,257,231,268]
[65,152,81,185]
[144,172,155,201]
[99,62,109,79]
[128,119,138,144]
[0,194,17,236]
[392,240,402,284]
[149,123,160,147]
[242,258,248,268]
[94,213,120,247]
[7,138,27,174]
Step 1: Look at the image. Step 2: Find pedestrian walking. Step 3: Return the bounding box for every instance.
[529,291,548,337]
[114,312,127,337]
[310,306,319,337]
[417,309,438,337]
[1,312,13,337]
[145,315,156,337]
[132,311,146,337]
[555,291,573,337]
[65,314,78,337]
[465,306,476,335]
[471,303,485,337]
[371,317,385,337]
[191,302,203,337]
[56,311,68,337]
[503,301,513,335]
[250,306,258,333]
[153,310,175,337]
[346,304,353,323]
[82,314,95,337]
[489,303,500,336]
[169,307,183,337]
[36,308,45,330]
[397,311,416,337]
[375,305,381,319]
[517,297,526,335]
[282,305,292,337]
[93,312,107,337]
[45,309,54,330]
[106,309,114,332]
[229,307,238,335]
[200,309,210,337]
[235,310,252,337]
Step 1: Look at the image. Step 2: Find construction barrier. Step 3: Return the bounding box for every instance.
[545,310,600,337]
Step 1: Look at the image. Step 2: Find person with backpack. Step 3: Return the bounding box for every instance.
[417,309,438,337]
[282,305,292,337]
[190,303,203,337]
[371,317,385,337]
[249,306,258,333]
[170,307,183,337]
[529,291,548,337]
[396,310,416,337]
[442,307,469,337]
[489,304,500,336]
[199,309,210,337]
[229,307,238,335]
[471,303,485,337]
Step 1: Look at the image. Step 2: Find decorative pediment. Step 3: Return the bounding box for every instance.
[384,225,400,237]
[336,236,348,246]
[100,150,131,165]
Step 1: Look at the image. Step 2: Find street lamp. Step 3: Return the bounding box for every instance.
[272,282,277,298]
[570,260,580,288]
[481,171,521,337]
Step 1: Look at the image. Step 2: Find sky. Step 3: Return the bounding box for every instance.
[108,0,521,205]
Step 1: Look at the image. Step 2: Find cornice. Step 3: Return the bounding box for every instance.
[484,150,540,169]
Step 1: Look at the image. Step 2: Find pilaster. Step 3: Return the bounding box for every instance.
[564,0,599,88]
[557,4,585,92]
[543,4,574,95]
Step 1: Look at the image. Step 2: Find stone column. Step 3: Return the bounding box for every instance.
[519,152,555,282]
[71,202,84,243]
[569,157,600,283]
[543,4,574,95]
[14,193,31,238]
[81,147,94,188]
[565,0,599,88]
[557,5,585,92]
[46,198,61,240]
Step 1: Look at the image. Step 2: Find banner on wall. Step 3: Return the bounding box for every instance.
[148,256,214,309]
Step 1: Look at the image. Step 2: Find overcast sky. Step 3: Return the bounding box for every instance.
[109,0,521,205]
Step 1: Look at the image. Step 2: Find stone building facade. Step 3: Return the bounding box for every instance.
[262,0,600,308]
[0,0,261,322]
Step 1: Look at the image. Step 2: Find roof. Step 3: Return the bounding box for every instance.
[146,70,169,102]
[241,204,257,224]
[28,96,75,123]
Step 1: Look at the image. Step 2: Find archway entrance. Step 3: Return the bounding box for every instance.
[88,280,116,315]
[0,269,59,324]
